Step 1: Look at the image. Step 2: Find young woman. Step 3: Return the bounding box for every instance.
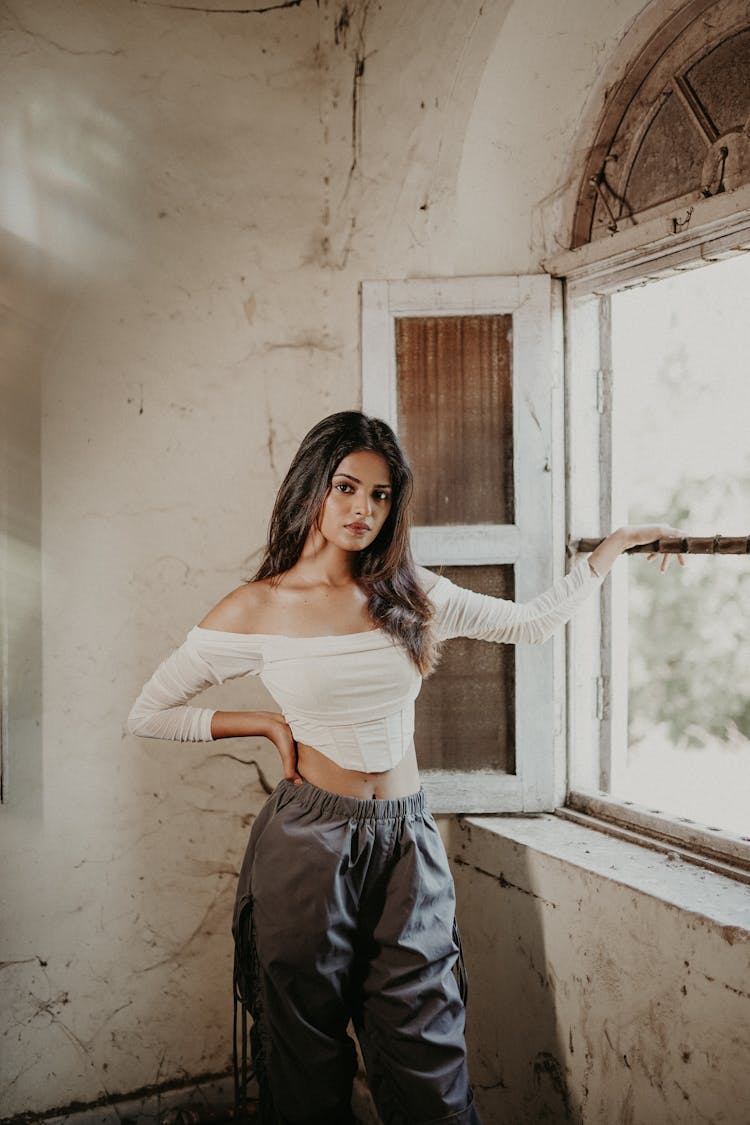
[128,411,682,1125]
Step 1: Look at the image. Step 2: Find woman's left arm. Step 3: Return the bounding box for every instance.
[587,523,686,579]
[425,521,685,646]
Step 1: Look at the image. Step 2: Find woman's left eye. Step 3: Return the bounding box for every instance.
[374,491,390,502]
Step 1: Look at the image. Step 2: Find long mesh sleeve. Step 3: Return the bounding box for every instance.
[428,557,603,645]
[127,630,262,742]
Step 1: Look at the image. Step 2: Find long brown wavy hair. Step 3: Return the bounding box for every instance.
[252,411,437,675]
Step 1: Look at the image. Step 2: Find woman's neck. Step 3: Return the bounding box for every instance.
[290,529,358,588]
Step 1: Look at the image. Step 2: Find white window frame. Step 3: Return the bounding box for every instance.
[361,275,570,814]
[547,181,750,873]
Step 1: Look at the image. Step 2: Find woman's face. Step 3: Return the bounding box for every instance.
[317,450,393,552]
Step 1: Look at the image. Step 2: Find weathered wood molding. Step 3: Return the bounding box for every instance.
[546,181,750,294]
[411,524,521,567]
[421,769,525,814]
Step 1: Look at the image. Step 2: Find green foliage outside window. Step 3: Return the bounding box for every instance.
[629,475,750,747]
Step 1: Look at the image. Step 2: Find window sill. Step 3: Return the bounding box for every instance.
[562,790,750,884]
[455,811,750,938]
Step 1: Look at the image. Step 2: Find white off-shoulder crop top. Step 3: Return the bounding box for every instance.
[127,558,602,772]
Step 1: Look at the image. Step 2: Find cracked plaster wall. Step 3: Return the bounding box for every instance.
[3,0,725,1118]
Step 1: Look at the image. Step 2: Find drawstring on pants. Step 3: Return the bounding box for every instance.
[233,896,259,1122]
[232,989,249,1119]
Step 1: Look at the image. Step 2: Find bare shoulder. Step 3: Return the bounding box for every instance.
[416,565,442,595]
[198,579,274,633]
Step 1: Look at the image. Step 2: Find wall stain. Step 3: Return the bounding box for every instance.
[720,924,750,946]
[617,1086,634,1125]
[475,1077,507,1091]
[199,753,274,793]
[6,956,135,1107]
[134,0,304,13]
[338,0,374,188]
[0,955,47,971]
[0,1069,233,1124]
[4,6,125,55]
[453,854,558,910]
[243,294,256,324]
[177,858,240,878]
[532,1051,575,1121]
[514,938,552,992]
[265,391,279,478]
[700,971,750,1000]
[334,2,350,45]
[138,881,234,974]
[126,384,144,415]
[265,335,339,352]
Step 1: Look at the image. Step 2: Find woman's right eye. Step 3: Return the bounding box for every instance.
[335,482,353,493]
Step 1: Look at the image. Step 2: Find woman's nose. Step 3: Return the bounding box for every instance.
[354,491,372,516]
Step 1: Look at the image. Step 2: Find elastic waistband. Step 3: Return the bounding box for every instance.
[279,777,426,821]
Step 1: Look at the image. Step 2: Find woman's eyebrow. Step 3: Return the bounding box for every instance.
[333,472,392,489]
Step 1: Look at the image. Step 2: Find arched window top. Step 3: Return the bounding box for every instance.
[572,0,750,248]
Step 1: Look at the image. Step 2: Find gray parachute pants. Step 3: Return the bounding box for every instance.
[232,778,481,1125]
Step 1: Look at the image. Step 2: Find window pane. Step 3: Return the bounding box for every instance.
[685,28,750,137]
[610,254,750,837]
[624,92,705,213]
[416,565,515,772]
[395,315,514,525]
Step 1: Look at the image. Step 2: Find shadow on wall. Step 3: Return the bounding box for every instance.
[447,817,582,1125]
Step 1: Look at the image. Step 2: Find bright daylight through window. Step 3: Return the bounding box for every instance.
[609,253,750,838]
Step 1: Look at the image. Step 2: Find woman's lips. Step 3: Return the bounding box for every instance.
[345,523,371,535]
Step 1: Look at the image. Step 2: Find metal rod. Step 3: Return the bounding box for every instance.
[571,535,750,555]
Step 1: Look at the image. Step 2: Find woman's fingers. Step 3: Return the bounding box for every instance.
[660,551,687,571]
[276,721,303,786]
[645,549,686,572]
[636,525,686,574]
[282,756,303,786]
[263,713,303,786]
[645,550,674,571]
[279,746,302,784]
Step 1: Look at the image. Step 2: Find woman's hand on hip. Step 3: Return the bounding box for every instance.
[259,711,303,786]
[210,709,303,786]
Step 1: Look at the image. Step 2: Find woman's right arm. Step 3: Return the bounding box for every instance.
[126,636,226,741]
[127,586,302,783]
[210,709,302,785]
[127,583,265,740]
